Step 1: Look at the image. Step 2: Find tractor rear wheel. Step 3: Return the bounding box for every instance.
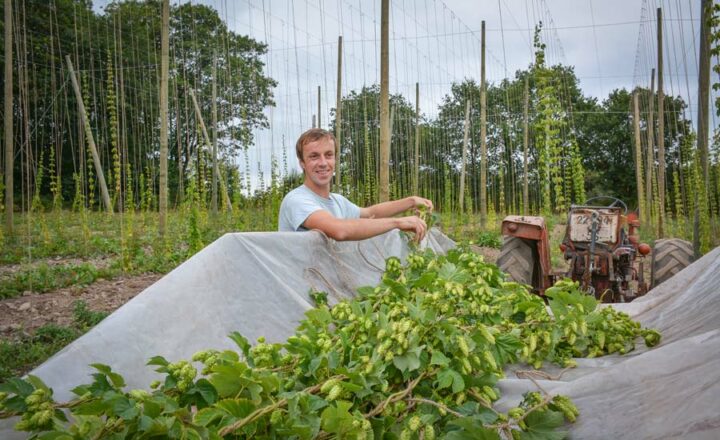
[651,238,694,288]
[497,236,535,286]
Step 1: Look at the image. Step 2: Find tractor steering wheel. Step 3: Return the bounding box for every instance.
[583,196,628,214]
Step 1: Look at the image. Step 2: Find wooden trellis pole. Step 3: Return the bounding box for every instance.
[189,89,231,211]
[656,8,665,237]
[633,91,645,217]
[414,82,420,195]
[4,0,14,234]
[522,77,529,216]
[334,36,343,188]
[379,0,390,202]
[66,55,113,213]
[211,54,218,215]
[697,0,711,182]
[480,20,488,226]
[159,0,169,235]
[645,69,655,222]
[317,86,322,129]
[459,100,471,212]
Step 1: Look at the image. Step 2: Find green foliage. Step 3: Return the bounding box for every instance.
[107,49,122,209]
[709,2,720,116]
[309,290,329,307]
[474,231,502,249]
[0,178,3,245]
[0,325,80,382]
[0,263,113,300]
[533,23,574,214]
[31,151,46,213]
[0,301,107,382]
[0,248,661,438]
[73,300,109,331]
[48,144,62,211]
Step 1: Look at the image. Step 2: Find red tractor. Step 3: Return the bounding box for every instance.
[497,196,694,302]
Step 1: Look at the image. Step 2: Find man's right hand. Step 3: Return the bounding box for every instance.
[396,215,428,243]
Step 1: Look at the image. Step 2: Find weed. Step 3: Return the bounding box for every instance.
[0,324,79,382]
[474,231,502,249]
[73,300,109,330]
[0,263,113,300]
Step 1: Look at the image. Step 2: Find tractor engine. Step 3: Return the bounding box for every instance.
[562,206,650,302]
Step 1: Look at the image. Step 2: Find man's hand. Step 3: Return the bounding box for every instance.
[409,196,434,215]
[396,215,428,243]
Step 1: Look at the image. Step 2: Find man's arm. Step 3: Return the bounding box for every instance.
[360,196,433,219]
[303,210,427,242]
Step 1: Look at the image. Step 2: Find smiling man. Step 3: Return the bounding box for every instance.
[278,128,433,242]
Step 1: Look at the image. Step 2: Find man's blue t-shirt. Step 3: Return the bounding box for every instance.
[278,185,361,231]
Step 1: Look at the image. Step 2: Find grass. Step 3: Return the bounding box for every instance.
[0,262,117,299]
[473,231,503,249]
[0,206,279,266]
[0,300,107,381]
[0,325,80,382]
[72,300,110,330]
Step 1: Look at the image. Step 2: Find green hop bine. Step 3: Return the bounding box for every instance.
[0,245,661,439]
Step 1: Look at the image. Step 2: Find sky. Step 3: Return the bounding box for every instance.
[95,0,714,189]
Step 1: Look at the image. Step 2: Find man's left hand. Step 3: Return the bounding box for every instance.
[409,196,434,214]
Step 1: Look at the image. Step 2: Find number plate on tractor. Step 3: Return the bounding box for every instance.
[569,209,619,244]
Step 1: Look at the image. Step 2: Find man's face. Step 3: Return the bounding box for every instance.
[300,137,335,188]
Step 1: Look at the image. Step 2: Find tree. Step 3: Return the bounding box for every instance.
[0,0,277,210]
[575,87,693,210]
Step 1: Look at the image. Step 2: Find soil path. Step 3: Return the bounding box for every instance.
[0,273,162,339]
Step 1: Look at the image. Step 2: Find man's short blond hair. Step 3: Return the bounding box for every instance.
[295,128,336,161]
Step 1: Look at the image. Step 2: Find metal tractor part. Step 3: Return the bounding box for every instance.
[498,196,693,303]
[559,196,650,302]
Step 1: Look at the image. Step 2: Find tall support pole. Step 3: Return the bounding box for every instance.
[413,82,420,195]
[211,54,218,215]
[190,89,230,210]
[698,0,711,182]
[334,36,343,188]
[633,92,645,217]
[159,0,169,235]
[695,0,712,257]
[190,90,214,161]
[66,56,113,213]
[459,100,471,212]
[645,69,655,223]
[480,20,488,226]
[522,76,529,216]
[389,105,395,140]
[175,78,184,205]
[656,7,665,237]
[317,86,321,129]
[4,0,13,234]
[379,0,390,202]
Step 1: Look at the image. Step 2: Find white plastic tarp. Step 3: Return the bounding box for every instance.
[2,230,719,439]
[495,245,720,439]
[1,229,454,439]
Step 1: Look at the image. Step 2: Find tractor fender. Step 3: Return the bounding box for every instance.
[501,215,547,241]
[500,216,553,289]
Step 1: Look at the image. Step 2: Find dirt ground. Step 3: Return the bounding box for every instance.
[0,239,504,343]
[469,245,500,263]
[0,273,162,340]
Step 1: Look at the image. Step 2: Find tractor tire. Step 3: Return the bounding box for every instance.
[497,236,535,286]
[651,238,694,288]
